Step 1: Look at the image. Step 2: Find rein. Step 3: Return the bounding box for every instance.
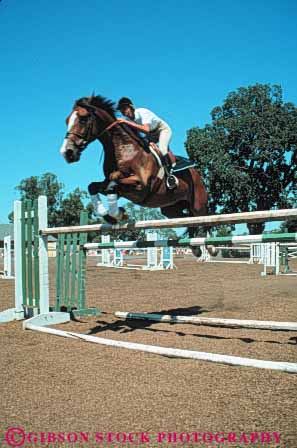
[98,120,120,137]
[65,114,119,150]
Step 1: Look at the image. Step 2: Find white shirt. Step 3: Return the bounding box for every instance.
[134,108,167,132]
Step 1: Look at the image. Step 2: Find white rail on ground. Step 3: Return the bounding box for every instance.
[23,320,297,373]
[114,312,297,331]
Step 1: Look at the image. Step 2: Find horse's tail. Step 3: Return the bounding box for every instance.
[188,167,208,215]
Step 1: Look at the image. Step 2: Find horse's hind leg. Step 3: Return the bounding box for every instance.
[188,207,217,258]
[161,201,190,219]
[160,203,204,257]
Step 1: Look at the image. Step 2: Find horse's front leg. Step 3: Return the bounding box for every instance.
[88,181,109,219]
[105,181,129,222]
[104,170,145,223]
[88,180,128,224]
[106,170,147,222]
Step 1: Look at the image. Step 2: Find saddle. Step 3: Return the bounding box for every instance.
[149,142,196,173]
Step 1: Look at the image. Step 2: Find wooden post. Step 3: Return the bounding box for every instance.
[38,196,50,315]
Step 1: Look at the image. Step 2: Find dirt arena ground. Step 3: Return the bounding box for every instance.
[1,257,297,447]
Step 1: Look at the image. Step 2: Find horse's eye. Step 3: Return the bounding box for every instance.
[79,116,88,124]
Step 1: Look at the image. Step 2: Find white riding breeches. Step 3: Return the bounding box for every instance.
[149,121,172,156]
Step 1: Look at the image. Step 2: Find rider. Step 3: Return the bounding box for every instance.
[116,97,178,189]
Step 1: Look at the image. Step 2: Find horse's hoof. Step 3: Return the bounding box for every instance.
[191,246,202,258]
[207,245,218,257]
[118,207,129,222]
[103,214,118,225]
[103,208,128,224]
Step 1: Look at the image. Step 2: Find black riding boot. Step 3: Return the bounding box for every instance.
[162,154,179,189]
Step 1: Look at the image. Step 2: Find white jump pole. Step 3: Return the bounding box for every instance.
[3,236,14,279]
[114,312,297,331]
[147,231,158,269]
[41,208,297,234]
[23,321,297,374]
[101,235,111,266]
[261,243,280,276]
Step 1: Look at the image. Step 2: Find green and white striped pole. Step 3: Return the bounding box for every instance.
[84,233,297,251]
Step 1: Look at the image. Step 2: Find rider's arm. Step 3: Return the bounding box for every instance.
[117,118,150,133]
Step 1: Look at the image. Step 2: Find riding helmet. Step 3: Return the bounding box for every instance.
[116,97,134,110]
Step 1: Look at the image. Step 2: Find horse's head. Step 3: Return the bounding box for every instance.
[60,96,116,163]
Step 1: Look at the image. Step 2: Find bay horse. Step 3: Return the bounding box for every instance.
[60,95,210,254]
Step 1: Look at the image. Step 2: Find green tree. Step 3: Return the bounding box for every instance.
[279,219,297,233]
[55,188,88,227]
[186,84,297,234]
[15,172,63,205]
[11,173,64,225]
[10,173,88,227]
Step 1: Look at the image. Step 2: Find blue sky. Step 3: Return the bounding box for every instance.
[0,0,296,227]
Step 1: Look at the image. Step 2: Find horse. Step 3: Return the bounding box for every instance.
[60,95,211,256]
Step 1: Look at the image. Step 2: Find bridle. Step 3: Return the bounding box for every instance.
[65,108,120,151]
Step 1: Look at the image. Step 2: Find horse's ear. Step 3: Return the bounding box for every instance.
[76,106,89,117]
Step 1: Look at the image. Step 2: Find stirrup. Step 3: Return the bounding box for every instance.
[166,174,179,190]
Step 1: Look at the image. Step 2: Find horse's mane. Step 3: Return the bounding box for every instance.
[75,95,116,118]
